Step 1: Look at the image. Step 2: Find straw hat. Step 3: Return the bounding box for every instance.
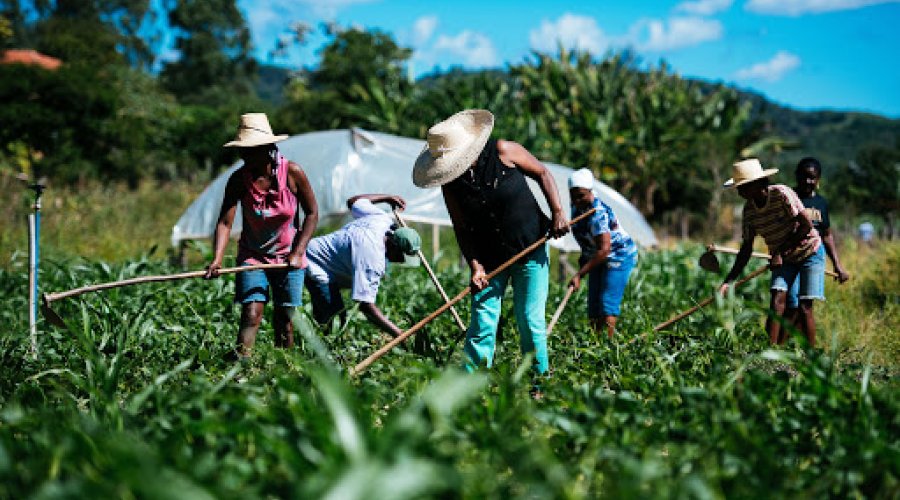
[724,158,779,188]
[223,113,288,148]
[412,109,494,188]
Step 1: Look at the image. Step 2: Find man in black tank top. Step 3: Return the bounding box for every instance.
[413,110,568,397]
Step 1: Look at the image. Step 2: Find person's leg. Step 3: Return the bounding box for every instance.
[511,245,550,375]
[271,267,305,348]
[304,275,345,330]
[766,290,789,345]
[797,246,826,347]
[586,265,606,336]
[785,273,801,332]
[768,264,799,345]
[599,255,636,340]
[463,270,509,372]
[234,268,270,357]
[237,302,265,356]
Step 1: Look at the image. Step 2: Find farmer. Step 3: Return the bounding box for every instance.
[567,168,638,339]
[787,157,850,323]
[412,109,569,390]
[304,194,422,339]
[718,158,823,347]
[205,113,319,359]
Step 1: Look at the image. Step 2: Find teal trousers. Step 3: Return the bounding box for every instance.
[464,244,549,374]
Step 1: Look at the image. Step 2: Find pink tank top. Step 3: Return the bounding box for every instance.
[237,155,306,266]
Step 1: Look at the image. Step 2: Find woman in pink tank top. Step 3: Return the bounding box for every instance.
[205,113,318,359]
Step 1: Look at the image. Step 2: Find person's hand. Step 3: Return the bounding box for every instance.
[835,266,850,284]
[386,195,406,211]
[470,261,489,292]
[550,210,569,238]
[287,251,304,269]
[718,283,730,296]
[204,261,221,279]
[569,274,582,290]
[769,253,783,269]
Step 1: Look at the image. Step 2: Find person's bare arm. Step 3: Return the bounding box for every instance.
[497,139,569,238]
[205,172,241,278]
[820,227,850,283]
[570,233,611,290]
[287,161,319,268]
[346,194,407,211]
[719,235,755,295]
[358,301,403,338]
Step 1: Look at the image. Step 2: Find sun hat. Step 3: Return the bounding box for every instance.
[724,158,779,188]
[223,113,288,148]
[568,168,595,190]
[389,227,422,266]
[412,109,495,188]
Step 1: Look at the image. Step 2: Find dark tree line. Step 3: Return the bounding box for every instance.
[0,0,896,231]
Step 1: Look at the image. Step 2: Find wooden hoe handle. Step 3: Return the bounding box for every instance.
[652,264,769,332]
[350,208,597,377]
[43,263,289,303]
[708,244,838,278]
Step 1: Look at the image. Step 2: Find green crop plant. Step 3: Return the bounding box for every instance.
[0,245,896,498]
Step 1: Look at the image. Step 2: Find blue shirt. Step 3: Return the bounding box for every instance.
[572,195,637,263]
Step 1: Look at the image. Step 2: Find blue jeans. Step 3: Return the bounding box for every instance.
[587,253,637,318]
[775,245,826,308]
[304,275,346,325]
[464,245,550,375]
[235,266,305,306]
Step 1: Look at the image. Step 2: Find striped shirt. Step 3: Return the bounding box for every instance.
[742,184,821,263]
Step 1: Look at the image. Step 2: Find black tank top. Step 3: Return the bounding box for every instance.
[444,140,550,272]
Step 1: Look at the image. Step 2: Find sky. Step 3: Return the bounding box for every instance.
[237,0,900,118]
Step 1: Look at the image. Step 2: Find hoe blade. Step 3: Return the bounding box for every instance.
[40,295,68,328]
[698,250,721,273]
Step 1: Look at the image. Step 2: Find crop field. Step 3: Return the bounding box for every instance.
[0,243,898,499]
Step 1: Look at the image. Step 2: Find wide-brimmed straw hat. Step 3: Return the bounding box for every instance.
[724,158,779,188]
[412,109,494,188]
[223,113,288,148]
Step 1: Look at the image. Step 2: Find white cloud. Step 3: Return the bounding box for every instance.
[433,31,499,67]
[675,0,734,15]
[294,0,379,18]
[413,16,439,45]
[528,14,610,55]
[633,17,723,51]
[745,0,900,16]
[734,51,801,81]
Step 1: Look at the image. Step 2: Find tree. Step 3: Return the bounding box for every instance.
[160,0,256,104]
[279,25,413,133]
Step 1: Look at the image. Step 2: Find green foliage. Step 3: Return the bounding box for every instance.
[160,0,256,104]
[0,247,896,497]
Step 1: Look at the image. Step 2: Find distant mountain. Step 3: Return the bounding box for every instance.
[255,65,294,105]
[737,88,900,175]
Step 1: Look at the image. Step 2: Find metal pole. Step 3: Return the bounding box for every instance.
[28,214,37,357]
[28,182,44,359]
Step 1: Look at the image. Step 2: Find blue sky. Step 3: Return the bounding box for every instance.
[237,0,900,118]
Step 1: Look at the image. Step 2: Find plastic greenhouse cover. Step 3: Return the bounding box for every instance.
[171,128,658,253]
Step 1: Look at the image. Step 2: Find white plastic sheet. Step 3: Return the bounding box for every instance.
[171,128,658,252]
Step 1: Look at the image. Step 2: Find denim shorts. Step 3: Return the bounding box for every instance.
[235,265,305,306]
[772,245,825,307]
[587,253,637,318]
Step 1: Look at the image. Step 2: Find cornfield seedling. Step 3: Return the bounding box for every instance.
[0,245,896,498]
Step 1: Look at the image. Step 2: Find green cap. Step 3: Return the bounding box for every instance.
[391,227,421,266]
